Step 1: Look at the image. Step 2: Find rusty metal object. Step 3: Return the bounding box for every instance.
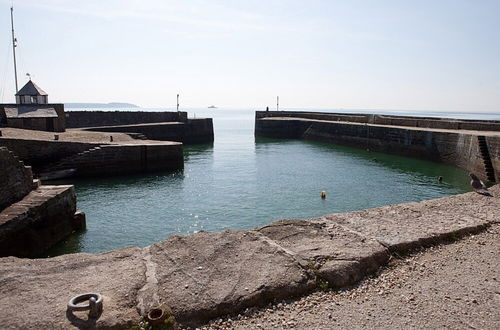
[147,307,167,325]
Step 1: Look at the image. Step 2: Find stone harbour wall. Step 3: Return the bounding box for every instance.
[255,111,500,131]
[184,119,215,144]
[81,118,214,144]
[255,111,500,182]
[0,147,37,210]
[65,111,188,128]
[0,137,98,168]
[54,143,184,177]
[0,147,85,258]
[0,185,81,258]
[0,138,184,177]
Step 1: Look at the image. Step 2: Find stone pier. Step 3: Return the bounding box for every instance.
[0,147,85,258]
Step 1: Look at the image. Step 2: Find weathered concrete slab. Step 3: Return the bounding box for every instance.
[256,219,388,288]
[0,247,144,329]
[148,230,315,327]
[319,185,500,252]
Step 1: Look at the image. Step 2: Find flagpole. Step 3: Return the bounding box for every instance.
[10,6,19,93]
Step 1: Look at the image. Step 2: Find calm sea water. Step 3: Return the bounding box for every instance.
[47,108,500,256]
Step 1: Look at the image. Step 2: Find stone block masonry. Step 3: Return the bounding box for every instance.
[0,185,82,258]
[81,118,215,144]
[0,136,184,177]
[255,111,500,182]
[0,147,85,258]
[0,185,498,328]
[65,111,188,128]
[42,143,184,177]
[0,137,97,168]
[0,147,37,210]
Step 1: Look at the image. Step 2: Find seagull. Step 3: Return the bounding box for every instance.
[469,173,492,196]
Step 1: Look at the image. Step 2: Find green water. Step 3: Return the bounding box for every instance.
[47,108,474,256]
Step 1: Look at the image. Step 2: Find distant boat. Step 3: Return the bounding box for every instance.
[39,168,76,181]
[208,105,217,109]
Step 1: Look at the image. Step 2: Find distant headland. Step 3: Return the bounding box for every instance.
[64,102,139,108]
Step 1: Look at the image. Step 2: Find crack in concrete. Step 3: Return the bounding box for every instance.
[254,231,298,258]
[252,231,318,287]
[136,246,160,316]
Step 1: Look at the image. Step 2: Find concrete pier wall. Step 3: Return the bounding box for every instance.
[255,111,500,182]
[65,111,188,128]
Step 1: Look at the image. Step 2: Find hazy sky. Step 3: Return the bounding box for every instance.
[0,0,499,111]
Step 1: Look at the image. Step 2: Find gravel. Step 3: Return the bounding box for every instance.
[199,223,500,330]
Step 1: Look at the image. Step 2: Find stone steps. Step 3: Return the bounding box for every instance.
[477,136,496,182]
[41,146,105,172]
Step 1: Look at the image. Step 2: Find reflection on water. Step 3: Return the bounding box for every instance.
[46,108,475,256]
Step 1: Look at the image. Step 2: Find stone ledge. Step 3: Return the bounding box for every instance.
[149,230,316,327]
[320,185,500,252]
[0,186,498,328]
[256,219,389,288]
[0,185,80,258]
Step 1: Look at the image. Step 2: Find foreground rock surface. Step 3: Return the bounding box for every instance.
[0,248,144,329]
[0,186,498,329]
[256,219,388,288]
[205,223,500,330]
[149,230,315,327]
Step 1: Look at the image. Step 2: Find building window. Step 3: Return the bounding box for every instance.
[31,96,37,104]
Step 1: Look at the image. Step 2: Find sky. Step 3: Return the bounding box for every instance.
[0,0,499,111]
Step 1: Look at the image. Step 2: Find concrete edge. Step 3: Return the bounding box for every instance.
[177,189,499,327]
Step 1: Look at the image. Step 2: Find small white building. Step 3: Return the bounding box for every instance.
[0,80,65,132]
[15,80,48,105]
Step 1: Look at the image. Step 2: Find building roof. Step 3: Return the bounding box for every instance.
[15,80,48,96]
[4,106,58,118]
